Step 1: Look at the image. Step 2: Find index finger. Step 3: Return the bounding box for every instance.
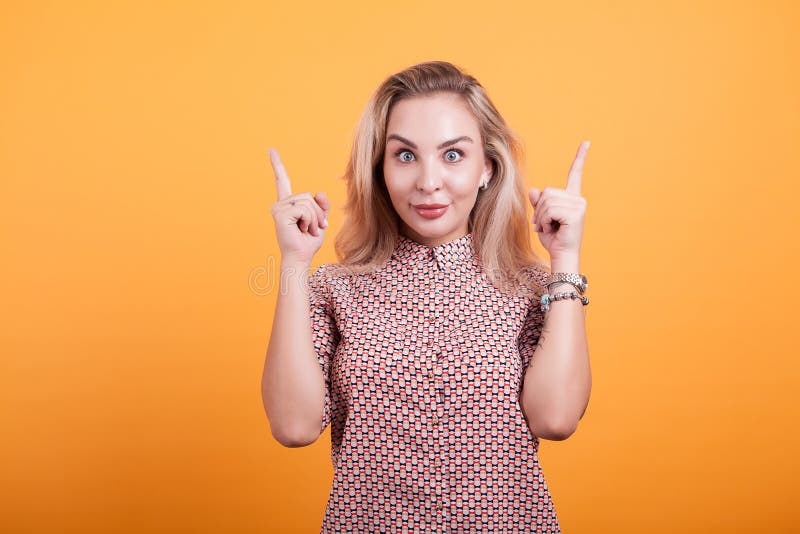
[269,148,292,200]
[565,140,590,196]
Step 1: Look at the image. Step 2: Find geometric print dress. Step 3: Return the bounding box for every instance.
[307,232,561,533]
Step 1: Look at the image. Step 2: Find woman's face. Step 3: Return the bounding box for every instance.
[382,92,491,247]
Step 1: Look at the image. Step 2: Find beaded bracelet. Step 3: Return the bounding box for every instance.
[540,290,590,313]
[547,280,585,295]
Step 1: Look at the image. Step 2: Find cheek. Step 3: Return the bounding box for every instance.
[451,174,481,199]
[383,177,408,210]
[384,168,413,195]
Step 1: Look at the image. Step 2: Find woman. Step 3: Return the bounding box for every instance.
[262,61,591,533]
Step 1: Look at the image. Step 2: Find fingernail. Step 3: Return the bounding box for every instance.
[323,217,329,227]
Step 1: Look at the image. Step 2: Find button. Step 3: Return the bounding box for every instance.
[431,415,439,424]
[435,502,443,511]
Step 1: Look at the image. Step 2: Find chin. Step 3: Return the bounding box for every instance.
[407,224,458,243]
[406,217,446,235]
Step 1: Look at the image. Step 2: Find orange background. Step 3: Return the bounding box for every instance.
[2,1,798,532]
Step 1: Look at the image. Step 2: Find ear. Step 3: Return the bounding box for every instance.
[483,159,493,184]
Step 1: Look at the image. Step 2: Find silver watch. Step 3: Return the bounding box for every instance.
[547,272,588,294]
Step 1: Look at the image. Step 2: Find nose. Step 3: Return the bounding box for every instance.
[416,158,443,192]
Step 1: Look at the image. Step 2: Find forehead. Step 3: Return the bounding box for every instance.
[386,93,480,142]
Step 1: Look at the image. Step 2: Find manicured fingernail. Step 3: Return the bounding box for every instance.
[323,217,328,227]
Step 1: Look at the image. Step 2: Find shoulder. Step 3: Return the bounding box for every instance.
[519,262,550,289]
[310,262,358,282]
[309,262,337,291]
[309,262,335,283]
[309,262,362,296]
[515,262,550,309]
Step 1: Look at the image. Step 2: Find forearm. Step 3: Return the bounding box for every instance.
[521,256,592,440]
[261,259,326,446]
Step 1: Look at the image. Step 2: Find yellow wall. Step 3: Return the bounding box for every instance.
[2,1,798,532]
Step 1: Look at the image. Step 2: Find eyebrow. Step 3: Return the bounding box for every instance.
[386,134,474,150]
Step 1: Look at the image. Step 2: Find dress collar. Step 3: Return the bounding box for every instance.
[392,232,475,270]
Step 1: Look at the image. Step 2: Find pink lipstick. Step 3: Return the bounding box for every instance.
[413,203,449,219]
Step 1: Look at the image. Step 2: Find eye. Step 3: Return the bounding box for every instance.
[396,149,415,163]
[444,149,464,162]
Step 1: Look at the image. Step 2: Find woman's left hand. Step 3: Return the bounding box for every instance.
[529,140,590,263]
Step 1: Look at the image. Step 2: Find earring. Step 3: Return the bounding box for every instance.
[480,180,489,191]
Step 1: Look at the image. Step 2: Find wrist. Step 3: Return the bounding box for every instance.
[280,258,312,278]
[549,255,580,273]
[281,255,312,270]
[547,281,580,295]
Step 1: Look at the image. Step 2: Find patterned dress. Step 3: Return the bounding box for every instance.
[308,232,560,533]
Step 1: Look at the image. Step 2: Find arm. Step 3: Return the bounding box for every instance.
[519,255,592,441]
[261,258,326,447]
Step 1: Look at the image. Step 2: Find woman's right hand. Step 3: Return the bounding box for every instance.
[268,148,331,265]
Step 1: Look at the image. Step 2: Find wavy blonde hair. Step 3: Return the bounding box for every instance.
[330,60,550,299]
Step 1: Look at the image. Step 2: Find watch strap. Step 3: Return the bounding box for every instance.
[547,272,588,294]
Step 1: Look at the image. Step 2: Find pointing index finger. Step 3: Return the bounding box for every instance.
[566,140,590,196]
[269,148,292,200]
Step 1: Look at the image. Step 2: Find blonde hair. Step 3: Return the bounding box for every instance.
[330,60,550,299]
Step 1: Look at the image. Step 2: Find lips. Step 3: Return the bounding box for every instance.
[413,203,449,220]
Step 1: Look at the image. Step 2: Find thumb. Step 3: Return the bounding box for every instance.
[528,187,541,207]
[315,191,331,212]
[315,192,331,226]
